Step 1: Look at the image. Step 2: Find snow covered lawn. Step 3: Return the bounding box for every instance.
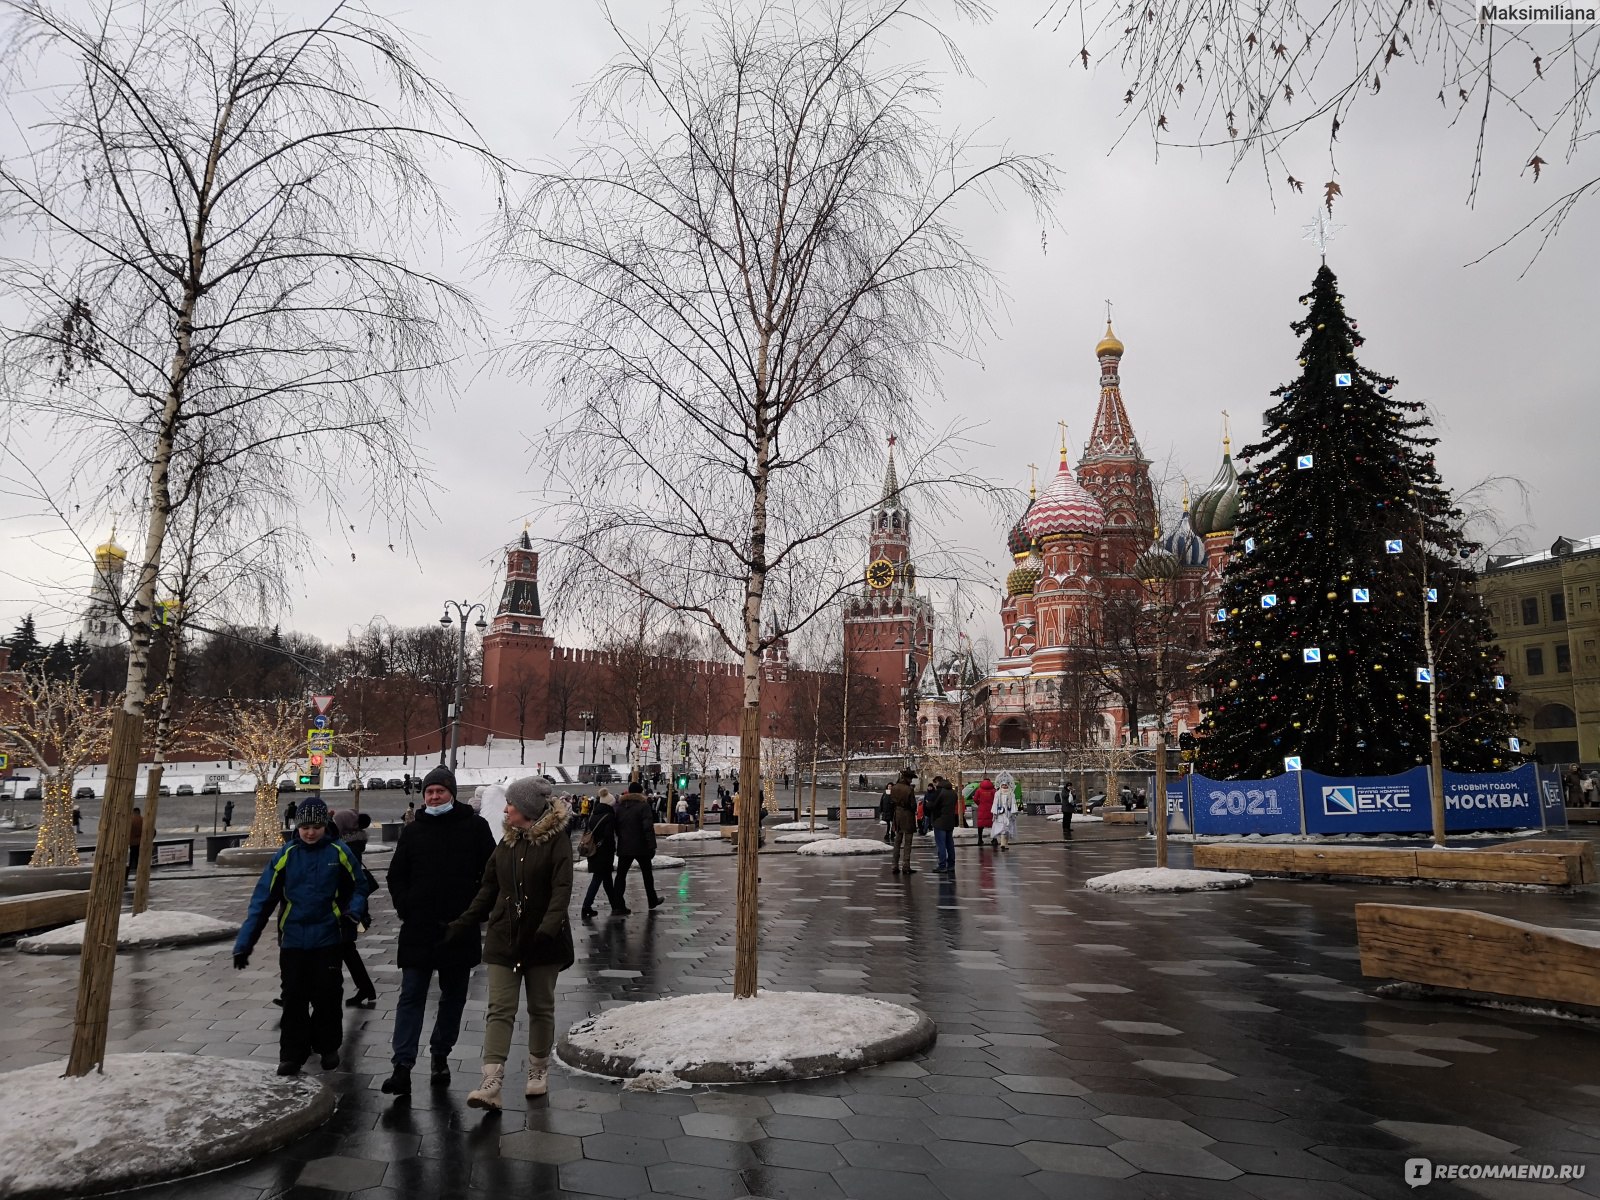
[559,992,935,1083]
[0,1052,333,1198]
[775,831,835,843]
[18,910,239,955]
[797,837,892,857]
[1085,867,1254,894]
[651,855,687,869]
[772,821,812,831]
[664,829,724,842]
[1048,812,1103,823]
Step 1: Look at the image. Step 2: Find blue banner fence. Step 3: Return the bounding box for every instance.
[1154,763,1567,837]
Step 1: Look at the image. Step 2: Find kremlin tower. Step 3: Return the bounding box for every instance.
[83,527,127,647]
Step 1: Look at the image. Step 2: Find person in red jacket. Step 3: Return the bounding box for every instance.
[973,775,996,848]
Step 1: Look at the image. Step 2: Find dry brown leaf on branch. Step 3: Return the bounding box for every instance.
[1372,74,1382,93]
[1324,180,1343,212]
[1123,88,1135,105]
[1246,31,1258,47]
[1528,155,1546,180]
[1157,113,1169,130]
[1287,175,1304,193]
[1273,42,1287,58]
[1533,56,1543,78]
[1285,84,1294,102]
[1081,48,1090,68]
[1332,117,1341,140]
[1385,37,1404,64]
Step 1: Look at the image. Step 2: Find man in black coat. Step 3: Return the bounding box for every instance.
[381,764,495,1096]
[612,777,664,914]
[930,776,959,873]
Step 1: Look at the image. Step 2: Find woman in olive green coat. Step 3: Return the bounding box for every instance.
[448,776,574,1109]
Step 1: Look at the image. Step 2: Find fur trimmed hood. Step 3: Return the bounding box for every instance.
[502,796,569,847]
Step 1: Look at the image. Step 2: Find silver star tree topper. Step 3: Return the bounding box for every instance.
[1302,209,1344,261]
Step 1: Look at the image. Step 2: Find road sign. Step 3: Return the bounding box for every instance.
[0,751,7,772]
[312,694,334,715]
[312,714,329,729]
[307,730,334,753]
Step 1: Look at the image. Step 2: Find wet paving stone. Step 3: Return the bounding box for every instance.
[5,822,1600,1197]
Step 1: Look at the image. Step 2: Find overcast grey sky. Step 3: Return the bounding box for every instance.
[1,1,1593,656]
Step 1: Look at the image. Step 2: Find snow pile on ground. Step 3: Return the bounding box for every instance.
[797,837,893,857]
[622,1070,692,1092]
[651,855,687,869]
[1048,812,1103,822]
[19,910,239,955]
[1085,867,1254,894]
[559,992,934,1083]
[0,1052,332,1198]
[664,829,724,842]
[772,821,812,831]
[953,826,980,840]
[775,831,835,843]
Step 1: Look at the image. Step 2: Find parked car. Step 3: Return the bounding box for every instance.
[74,786,95,800]
[277,779,297,793]
[347,779,361,790]
[386,778,405,789]
[366,777,386,790]
[23,786,41,799]
[200,783,221,795]
[157,784,171,796]
[176,783,194,795]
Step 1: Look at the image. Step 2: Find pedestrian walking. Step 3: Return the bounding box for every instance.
[126,806,143,876]
[579,788,623,918]
[403,801,417,824]
[381,765,496,1097]
[919,782,936,836]
[991,784,1017,851]
[613,775,664,913]
[223,799,235,829]
[1060,784,1073,841]
[232,797,366,1076]
[889,770,917,875]
[931,776,959,872]
[447,776,574,1110]
[878,785,895,844]
[72,805,82,834]
[972,776,996,847]
[403,773,413,796]
[333,810,378,1008]
[283,799,297,829]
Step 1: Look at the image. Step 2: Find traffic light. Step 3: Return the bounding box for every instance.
[675,772,690,791]
[1178,731,1196,752]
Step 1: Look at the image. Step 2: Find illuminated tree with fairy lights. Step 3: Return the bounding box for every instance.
[1196,263,1519,778]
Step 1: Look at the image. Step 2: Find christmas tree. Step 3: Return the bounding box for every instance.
[1196,263,1519,778]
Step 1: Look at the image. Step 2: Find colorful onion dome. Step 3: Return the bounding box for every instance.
[1024,455,1105,541]
[1134,522,1180,582]
[1006,542,1044,596]
[1095,320,1124,359]
[1191,442,1240,537]
[1006,499,1035,560]
[1159,508,1207,570]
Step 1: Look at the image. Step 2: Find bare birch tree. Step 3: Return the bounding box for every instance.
[499,1,1051,999]
[1045,0,1599,257]
[0,0,498,1073]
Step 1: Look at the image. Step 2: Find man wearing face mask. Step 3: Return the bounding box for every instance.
[381,764,495,1097]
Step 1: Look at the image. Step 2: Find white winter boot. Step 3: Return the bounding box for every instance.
[466,1062,505,1110]
[526,1053,550,1097]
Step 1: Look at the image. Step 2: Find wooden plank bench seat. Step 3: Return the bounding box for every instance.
[1101,810,1147,825]
[1356,902,1600,1011]
[0,889,89,936]
[1193,841,1589,887]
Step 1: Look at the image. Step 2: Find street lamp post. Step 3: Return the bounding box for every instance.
[580,710,595,765]
[440,600,488,772]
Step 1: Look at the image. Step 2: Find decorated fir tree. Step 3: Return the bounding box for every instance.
[1196,263,1519,778]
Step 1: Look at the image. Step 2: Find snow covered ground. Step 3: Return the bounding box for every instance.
[774,831,835,843]
[0,1053,332,1198]
[1085,867,1254,894]
[18,910,239,955]
[664,829,724,842]
[651,855,687,869]
[1048,812,1103,822]
[797,837,892,857]
[559,992,933,1082]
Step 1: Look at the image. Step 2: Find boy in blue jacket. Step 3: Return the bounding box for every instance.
[233,796,367,1076]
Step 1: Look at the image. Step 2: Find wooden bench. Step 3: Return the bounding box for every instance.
[1102,810,1147,825]
[1356,902,1600,1011]
[0,889,89,936]
[1194,840,1590,887]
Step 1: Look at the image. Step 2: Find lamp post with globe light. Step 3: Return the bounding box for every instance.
[440,601,487,771]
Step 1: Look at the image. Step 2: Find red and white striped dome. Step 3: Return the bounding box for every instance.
[1024,458,1105,540]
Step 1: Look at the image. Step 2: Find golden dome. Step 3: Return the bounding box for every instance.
[1095,320,1124,358]
[94,527,127,564]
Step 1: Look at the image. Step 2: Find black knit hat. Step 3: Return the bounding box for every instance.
[295,797,330,826]
[421,764,457,799]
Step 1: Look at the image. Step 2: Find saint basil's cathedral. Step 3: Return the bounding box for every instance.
[848,320,1244,754]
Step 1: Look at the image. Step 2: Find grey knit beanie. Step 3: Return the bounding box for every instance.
[506,775,553,821]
